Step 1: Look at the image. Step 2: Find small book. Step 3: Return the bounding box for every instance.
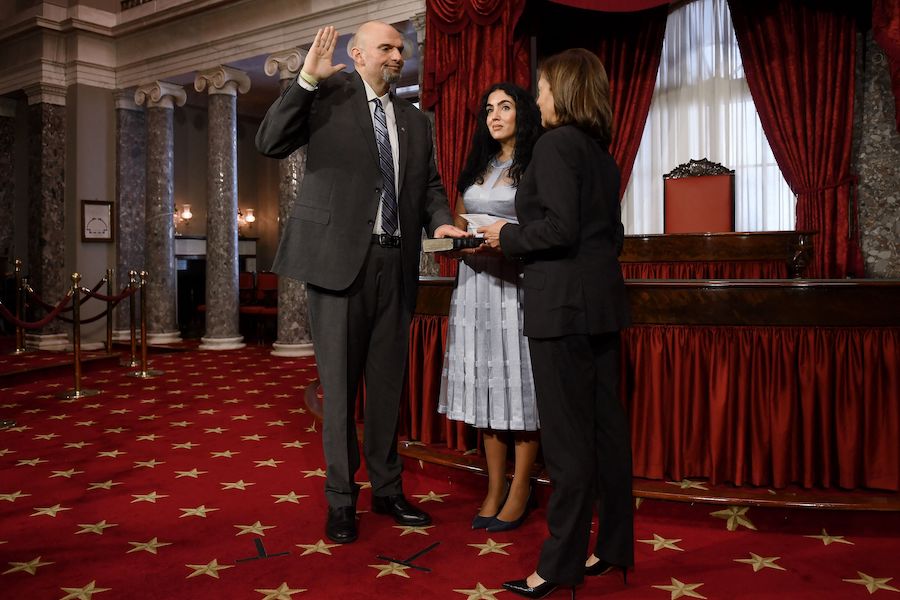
[422,237,484,253]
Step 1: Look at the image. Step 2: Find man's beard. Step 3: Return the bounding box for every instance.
[382,65,402,85]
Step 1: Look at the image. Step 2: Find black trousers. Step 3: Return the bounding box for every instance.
[307,243,410,509]
[529,332,634,585]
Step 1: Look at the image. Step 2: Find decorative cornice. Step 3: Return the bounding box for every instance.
[664,158,735,179]
[264,49,306,80]
[0,97,16,117]
[23,82,66,106]
[134,81,186,109]
[114,89,142,111]
[194,65,251,96]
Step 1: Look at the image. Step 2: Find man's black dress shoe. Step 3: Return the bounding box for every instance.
[371,494,432,526]
[325,506,357,544]
[502,578,574,599]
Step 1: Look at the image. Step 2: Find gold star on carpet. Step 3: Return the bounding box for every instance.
[0,448,14,456]
[734,553,786,572]
[170,421,193,427]
[255,582,306,599]
[50,469,84,479]
[175,468,207,479]
[1,491,31,502]
[49,414,71,420]
[136,434,163,441]
[255,459,284,468]
[268,420,289,427]
[666,479,709,491]
[638,534,684,552]
[3,556,54,575]
[84,403,103,408]
[109,409,130,415]
[254,403,274,409]
[16,457,48,467]
[393,525,434,536]
[843,572,900,594]
[412,491,449,503]
[198,408,219,415]
[4,425,30,432]
[221,480,254,491]
[652,577,707,599]
[138,415,160,421]
[34,433,60,440]
[468,538,513,556]
[304,421,317,432]
[231,414,252,421]
[235,521,276,536]
[282,440,308,449]
[31,504,71,517]
[168,401,186,407]
[242,434,266,441]
[76,520,118,535]
[127,537,172,554]
[453,582,506,600]
[204,427,227,434]
[172,442,199,449]
[368,561,411,579]
[133,459,165,469]
[273,491,308,504]
[223,399,241,404]
[195,394,211,399]
[302,468,326,478]
[64,442,92,449]
[185,559,234,579]
[59,580,112,600]
[211,450,239,458]
[131,491,169,503]
[710,506,756,531]
[75,421,97,427]
[88,480,122,491]
[180,505,218,518]
[804,528,854,546]
[288,407,307,414]
[296,539,340,556]
[97,450,125,458]
[104,427,127,433]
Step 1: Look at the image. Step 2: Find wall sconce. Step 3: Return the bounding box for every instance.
[244,208,255,224]
[238,208,256,236]
[181,204,193,222]
[175,203,193,234]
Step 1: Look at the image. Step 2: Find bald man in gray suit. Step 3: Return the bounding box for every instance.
[256,22,467,544]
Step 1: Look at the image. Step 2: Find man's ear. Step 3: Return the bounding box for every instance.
[350,47,363,66]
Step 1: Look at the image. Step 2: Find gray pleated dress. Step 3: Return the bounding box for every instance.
[437,159,539,431]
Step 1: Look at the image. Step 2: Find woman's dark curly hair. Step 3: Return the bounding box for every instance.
[457,82,543,195]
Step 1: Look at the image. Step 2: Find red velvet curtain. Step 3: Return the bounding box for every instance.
[729,0,863,278]
[873,0,900,132]
[423,0,530,276]
[549,0,669,11]
[520,2,667,198]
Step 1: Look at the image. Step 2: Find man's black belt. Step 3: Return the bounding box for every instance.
[372,234,401,248]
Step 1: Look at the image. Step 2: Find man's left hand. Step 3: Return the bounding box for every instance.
[434,224,469,238]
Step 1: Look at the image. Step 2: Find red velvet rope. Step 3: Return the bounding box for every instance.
[80,284,138,304]
[0,291,73,329]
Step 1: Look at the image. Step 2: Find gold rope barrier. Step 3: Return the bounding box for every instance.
[105,268,113,353]
[127,270,163,378]
[121,270,140,368]
[11,259,27,355]
[58,272,100,399]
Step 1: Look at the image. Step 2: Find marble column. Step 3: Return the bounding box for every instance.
[113,90,147,341]
[194,66,249,351]
[134,81,185,345]
[0,98,14,273]
[264,49,313,358]
[24,83,69,350]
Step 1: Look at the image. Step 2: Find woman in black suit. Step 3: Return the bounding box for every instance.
[479,48,633,599]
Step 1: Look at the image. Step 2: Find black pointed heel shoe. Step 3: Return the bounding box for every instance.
[502,578,575,599]
[584,559,627,583]
[486,485,536,533]
[472,482,510,529]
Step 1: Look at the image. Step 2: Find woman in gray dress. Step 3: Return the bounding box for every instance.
[438,82,543,532]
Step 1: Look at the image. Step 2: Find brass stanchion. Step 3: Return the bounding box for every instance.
[127,271,163,378]
[121,270,140,368]
[11,259,27,355]
[105,267,113,353]
[58,273,100,399]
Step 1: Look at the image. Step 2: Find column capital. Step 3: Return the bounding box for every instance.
[134,81,187,109]
[0,97,16,118]
[264,48,307,80]
[114,89,142,112]
[194,66,251,96]
[23,83,67,106]
[411,12,427,45]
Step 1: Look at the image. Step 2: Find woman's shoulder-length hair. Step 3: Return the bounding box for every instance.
[540,48,613,147]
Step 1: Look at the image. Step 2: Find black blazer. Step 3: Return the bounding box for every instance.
[256,71,452,310]
[499,125,630,339]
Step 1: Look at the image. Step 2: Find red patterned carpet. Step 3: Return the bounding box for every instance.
[1,345,899,599]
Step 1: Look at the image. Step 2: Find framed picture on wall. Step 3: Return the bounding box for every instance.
[82,200,114,242]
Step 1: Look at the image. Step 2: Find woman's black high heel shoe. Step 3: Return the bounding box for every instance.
[502,579,575,599]
[584,559,627,584]
[471,482,510,529]
[486,485,537,532]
